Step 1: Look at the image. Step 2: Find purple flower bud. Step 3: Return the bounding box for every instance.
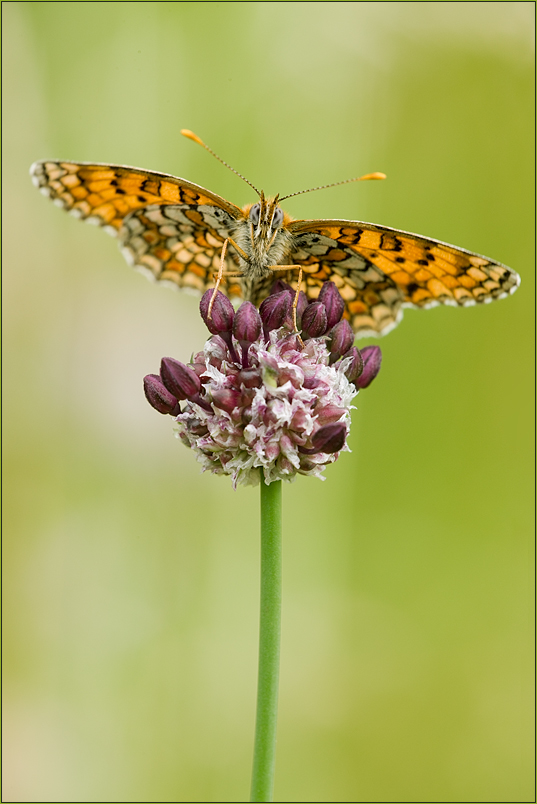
[270,279,294,296]
[356,345,382,388]
[299,422,347,454]
[191,362,208,379]
[327,319,354,363]
[318,281,345,328]
[211,387,242,413]
[315,404,347,425]
[200,289,235,334]
[143,374,180,415]
[312,422,347,453]
[342,347,364,383]
[301,301,328,339]
[238,368,262,388]
[260,290,292,332]
[294,290,309,327]
[161,357,201,399]
[303,376,322,389]
[267,281,309,330]
[233,301,262,346]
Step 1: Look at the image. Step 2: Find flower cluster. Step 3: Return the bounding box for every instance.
[144,282,381,488]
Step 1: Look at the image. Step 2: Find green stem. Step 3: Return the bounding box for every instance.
[250,474,282,803]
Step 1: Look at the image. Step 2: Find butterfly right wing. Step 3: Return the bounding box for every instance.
[288,218,520,336]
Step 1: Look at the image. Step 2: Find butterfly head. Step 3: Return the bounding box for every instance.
[235,192,293,278]
[246,192,286,239]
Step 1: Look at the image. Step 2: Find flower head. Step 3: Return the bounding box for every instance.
[144,283,382,488]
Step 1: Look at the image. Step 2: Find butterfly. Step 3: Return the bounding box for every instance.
[30,130,520,337]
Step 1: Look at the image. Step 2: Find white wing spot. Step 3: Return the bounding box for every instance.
[134,264,157,282]
[121,247,135,266]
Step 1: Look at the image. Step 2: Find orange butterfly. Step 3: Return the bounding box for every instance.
[31,130,519,336]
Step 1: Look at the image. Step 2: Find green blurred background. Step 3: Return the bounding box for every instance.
[3,3,534,801]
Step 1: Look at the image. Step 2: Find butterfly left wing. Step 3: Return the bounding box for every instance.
[30,160,243,231]
[119,204,244,298]
[30,160,246,297]
[287,219,520,336]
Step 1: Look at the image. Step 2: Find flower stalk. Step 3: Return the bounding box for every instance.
[142,280,383,799]
[250,474,282,803]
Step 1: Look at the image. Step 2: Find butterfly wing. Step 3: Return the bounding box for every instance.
[30,161,243,229]
[288,219,520,336]
[30,161,245,296]
[120,204,243,298]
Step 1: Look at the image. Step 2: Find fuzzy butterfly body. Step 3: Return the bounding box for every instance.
[30,159,520,337]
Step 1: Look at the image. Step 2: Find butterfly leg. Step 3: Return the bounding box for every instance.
[268,264,304,344]
[227,237,249,262]
[208,239,243,318]
[208,237,251,318]
[208,239,229,317]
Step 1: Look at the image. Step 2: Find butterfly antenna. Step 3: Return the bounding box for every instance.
[279,172,386,202]
[181,129,261,197]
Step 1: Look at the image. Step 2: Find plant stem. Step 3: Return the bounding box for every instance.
[250,474,282,803]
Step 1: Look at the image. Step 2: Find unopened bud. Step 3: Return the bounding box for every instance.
[233,301,262,345]
[260,290,292,332]
[295,291,309,327]
[270,279,294,295]
[299,422,347,454]
[356,345,382,388]
[191,362,208,379]
[238,368,262,388]
[315,404,347,425]
[143,374,180,415]
[270,280,308,328]
[318,281,345,328]
[303,376,322,389]
[342,347,364,383]
[200,289,235,334]
[301,301,328,339]
[161,357,201,399]
[211,387,242,413]
[312,422,347,453]
[327,319,354,362]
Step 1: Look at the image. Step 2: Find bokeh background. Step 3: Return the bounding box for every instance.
[3,3,534,802]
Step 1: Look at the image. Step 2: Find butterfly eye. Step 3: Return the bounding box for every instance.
[249,203,261,225]
[272,207,284,228]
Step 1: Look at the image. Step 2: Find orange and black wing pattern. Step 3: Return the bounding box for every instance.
[30,161,243,230]
[30,161,245,294]
[287,219,520,336]
[119,204,243,297]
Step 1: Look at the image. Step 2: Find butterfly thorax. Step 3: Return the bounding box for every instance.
[232,193,294,290]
